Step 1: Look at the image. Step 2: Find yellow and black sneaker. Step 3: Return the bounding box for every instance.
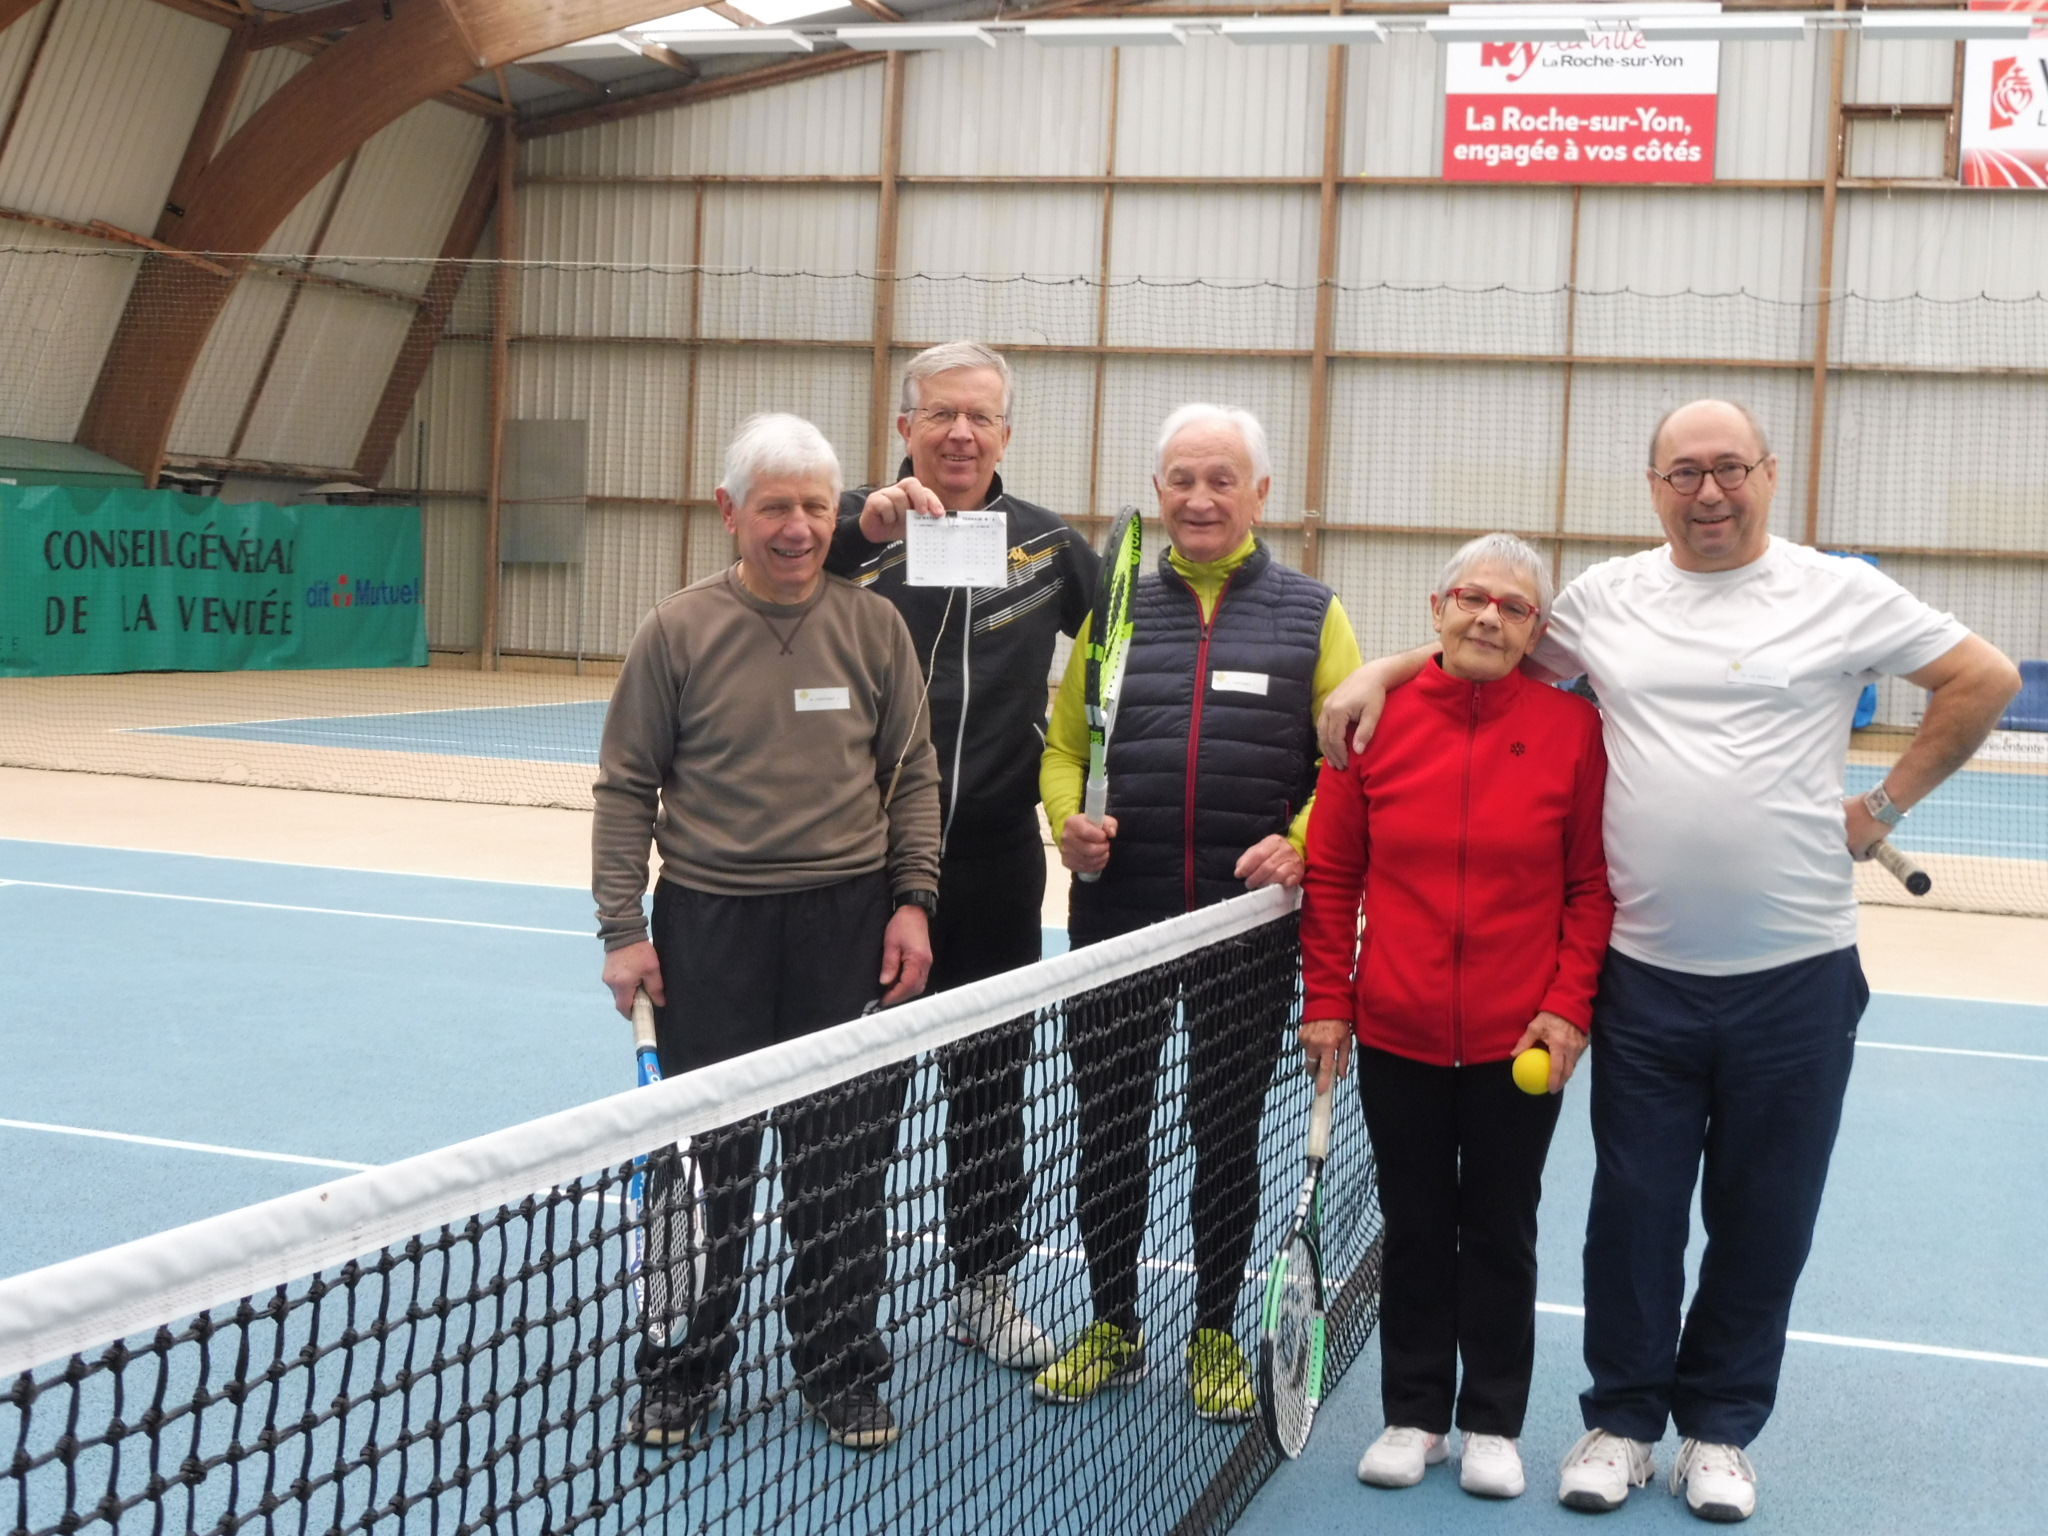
[1030,1322,1149,1405]
[1186,1329,1257,1423]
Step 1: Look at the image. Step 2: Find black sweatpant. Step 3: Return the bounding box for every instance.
[1065,917,1291,1340]
[641,871,908,1400]
[926,820,1046,1285]
[1354,1045,1564,1437]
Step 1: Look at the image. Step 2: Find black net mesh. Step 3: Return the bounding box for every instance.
[2,905,1383,1536]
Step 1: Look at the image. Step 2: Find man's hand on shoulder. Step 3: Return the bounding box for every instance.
[860,477,947,544]
[602,941,664,1019]
[878,902,933,1005]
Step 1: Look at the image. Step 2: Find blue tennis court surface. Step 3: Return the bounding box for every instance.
[5,840,2045,1533]
[141,700,608,763]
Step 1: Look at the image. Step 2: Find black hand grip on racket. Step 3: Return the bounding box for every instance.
[1871,839,1932,896]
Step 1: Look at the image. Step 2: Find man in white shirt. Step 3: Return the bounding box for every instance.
[1317,399,2018,1523]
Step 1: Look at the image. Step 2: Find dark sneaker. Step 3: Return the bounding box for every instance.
[805,1385,900,1451]
[630,1378,711,1449]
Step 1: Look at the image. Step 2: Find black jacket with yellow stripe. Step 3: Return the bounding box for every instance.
[828,468,1098,850]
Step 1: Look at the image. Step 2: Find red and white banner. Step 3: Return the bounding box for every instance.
[1442,4,1720,183]
[1960,2,2048,188]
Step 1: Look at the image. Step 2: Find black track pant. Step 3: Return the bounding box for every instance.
[1065,921,1290,1340]
[1355,1045,1563,1437]
[640,872,907,1400]
[926,820,1046,1285]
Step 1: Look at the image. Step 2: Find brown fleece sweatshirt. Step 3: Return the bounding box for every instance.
[592,567,941,950]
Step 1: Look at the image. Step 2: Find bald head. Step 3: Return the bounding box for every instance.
[1649,399,1771,468]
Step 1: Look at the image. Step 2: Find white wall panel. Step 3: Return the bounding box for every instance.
[239,288,414,468]
[697,188,876,340]
[166,272,294,457]
[1845,36,1956,105]
[1320,531,1472,661]
[524,64,884,178]
[901,38,1108,177]
[1867,558,2048,685]
[1106,189,1318,350]
[1561,366,1810,540]
[1843,117,1948,180]
[423,496,484,650]
[689,348,869,500]
[984,351,1096,518]
[895,189,1100,346]
[1093,357,1309,516]
[1335,187,1571,354]
[1835,195,2048,368]
[512,342,692,502]
[316,103,489,294]
[414,342,490,494]
[0,234,137,442]
[1822,375,2048,554]
[0,4,53,122]
[1345,33,1441,178]
[687,504,735,587]
[0,0,221,231]
[1715,36,1828,181]
[1574,188,1819,360]
[500,504,681,658]
[1325,362,1563,532]
[518,186,698,338]
[1114,36,1324,178]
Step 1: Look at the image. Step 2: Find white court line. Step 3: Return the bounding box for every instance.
[1858,1040,2048,1064]
[0,1118,375,1172]
[1536,1302,2048,1370]
[0,879,587,936]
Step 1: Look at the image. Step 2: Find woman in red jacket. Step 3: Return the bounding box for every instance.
[1300,532,1613,1502]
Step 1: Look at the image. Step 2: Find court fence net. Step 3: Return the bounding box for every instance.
[3,254,2047,917]
[0,889,1382,1536]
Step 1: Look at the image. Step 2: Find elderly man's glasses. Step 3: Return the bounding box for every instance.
[915,406,1004,433]
[1650,457,1766,496]
[1445,587,1539,625]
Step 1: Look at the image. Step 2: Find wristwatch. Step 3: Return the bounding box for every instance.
[1863,782,1906,827]
[897,888,939,921]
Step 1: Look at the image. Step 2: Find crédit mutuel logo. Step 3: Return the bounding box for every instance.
[1991,55,2038,129]
[305,572,420,611]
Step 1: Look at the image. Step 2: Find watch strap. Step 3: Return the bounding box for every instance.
[1863,783,1905,826]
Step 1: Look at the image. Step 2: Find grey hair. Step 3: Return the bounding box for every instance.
[1435,532,1554,614]
[1154,403,1273,485]
[1648,398,1772,467]
[898,341,1014,420]
[718,413,842,509]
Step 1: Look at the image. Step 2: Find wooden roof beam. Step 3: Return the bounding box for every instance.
[250,0,388,48]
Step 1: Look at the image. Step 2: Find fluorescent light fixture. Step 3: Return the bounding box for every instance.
[1631,15,1812,42]
[1858,11,2037,42]
[634,27,815,54]
[1024,20,1186,47]
[1219,18,1388,46]
[520,36,647,65]
[836,25,996,51]
[737,0,842,21]
[1427,17,1592,44]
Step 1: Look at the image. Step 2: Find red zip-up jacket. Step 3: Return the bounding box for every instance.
[1301,659,1614,1067]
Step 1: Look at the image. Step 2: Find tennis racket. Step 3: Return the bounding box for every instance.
[626,989,704,1349]
[1077,504,1142,883]
[1259,1083,1333,1457]
[1872,839,1932,896]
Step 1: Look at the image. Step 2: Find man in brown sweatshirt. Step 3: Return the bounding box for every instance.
[593,413,942,1454]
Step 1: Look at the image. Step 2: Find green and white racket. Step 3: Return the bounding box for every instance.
[1077,504,1142,884]
[1259,1083,1333,1457]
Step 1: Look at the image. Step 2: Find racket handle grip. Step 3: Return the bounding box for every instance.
[1871,839,1932,896]
[1077,779,1109,883]
[631,988,659,1050]
[1308,1085,1334,1162]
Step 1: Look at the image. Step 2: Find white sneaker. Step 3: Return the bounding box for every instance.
[949,1274,1057,1370]
[1558,1428,1657,1512]
[1357,1425,1449,1488]
[1670,1439,1757,1523]
[1459,1433,1526,1498]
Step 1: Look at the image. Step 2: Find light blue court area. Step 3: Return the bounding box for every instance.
[138,700,608,764]
[1844,762,2048,861]
[1236,990,2048,1536]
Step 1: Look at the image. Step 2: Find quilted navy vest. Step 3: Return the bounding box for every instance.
[1069,540,1331,939]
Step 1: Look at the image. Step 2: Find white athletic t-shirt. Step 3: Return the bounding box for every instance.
[1529,538,1969,977]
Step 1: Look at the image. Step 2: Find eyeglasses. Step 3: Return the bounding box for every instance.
[914,406,1004,433]
[1650,457,1767,496]
[1445,586,1539,625]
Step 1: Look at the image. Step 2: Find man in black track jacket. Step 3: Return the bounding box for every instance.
[827,341,1099,1373]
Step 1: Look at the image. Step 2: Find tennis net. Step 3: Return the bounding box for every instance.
[0,889,1382,1536]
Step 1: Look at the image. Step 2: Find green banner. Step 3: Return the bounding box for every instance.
[0,487,426,677]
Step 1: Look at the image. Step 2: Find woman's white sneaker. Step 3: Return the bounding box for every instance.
[949,1275,1056,1370]
[1557,1428,1656,1511]
[1357,1425,1449,1488]
[1458,1433,1526,1498]
[1670,1439,1757,1522]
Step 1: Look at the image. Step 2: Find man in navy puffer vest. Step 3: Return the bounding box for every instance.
[1035,404,1362,1421]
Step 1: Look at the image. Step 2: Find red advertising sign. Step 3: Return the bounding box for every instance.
[1960,2,2048,187]
[1442,5,1721,183]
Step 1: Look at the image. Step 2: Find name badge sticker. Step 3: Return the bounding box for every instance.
[1724,659,1790,689]
[1212,671,1270,696]
[794,687,851,712]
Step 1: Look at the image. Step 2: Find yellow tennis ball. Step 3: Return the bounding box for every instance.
[1512,1047,1552,1096]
